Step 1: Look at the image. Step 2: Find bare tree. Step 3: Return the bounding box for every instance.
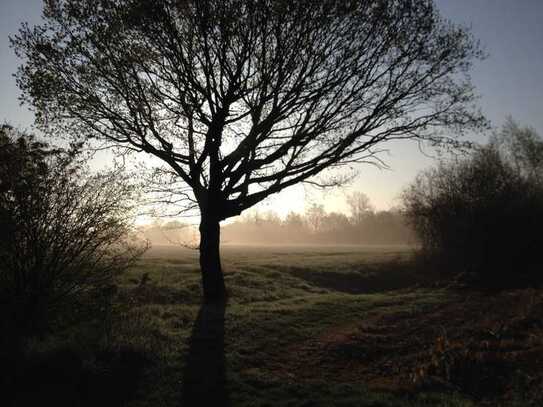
[346,191,374,225]
[12,0,486,301]
[306,204,327,233]
[491,117,543,183]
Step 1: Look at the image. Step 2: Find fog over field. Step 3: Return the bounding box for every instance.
[140,193,415,247]
[2,1,543,406]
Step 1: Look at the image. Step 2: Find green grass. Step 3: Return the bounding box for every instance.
[17,244,542,406]
[106,245,476,407]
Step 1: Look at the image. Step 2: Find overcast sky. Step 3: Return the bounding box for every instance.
[1,0,542,216]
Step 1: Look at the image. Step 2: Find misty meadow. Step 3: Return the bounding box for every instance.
[1,1,543,406]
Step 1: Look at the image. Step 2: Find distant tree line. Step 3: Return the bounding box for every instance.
[220,194,415,245]
[140,220,198,247]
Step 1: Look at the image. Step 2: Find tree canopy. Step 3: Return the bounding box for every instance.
[12,0,486,301]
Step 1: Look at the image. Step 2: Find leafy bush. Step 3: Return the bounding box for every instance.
[402,119,543,287]
[0,125,146,350]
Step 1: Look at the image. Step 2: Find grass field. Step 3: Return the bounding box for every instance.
[14,245,543,406]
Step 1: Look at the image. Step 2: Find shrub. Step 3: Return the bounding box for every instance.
[0,125,146,350]
[402,120,543,287]
[412,331,513,398]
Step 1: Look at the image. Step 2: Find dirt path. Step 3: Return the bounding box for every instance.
[271,289,543,403]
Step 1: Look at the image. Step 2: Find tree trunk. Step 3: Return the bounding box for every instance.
[199,214,226,303]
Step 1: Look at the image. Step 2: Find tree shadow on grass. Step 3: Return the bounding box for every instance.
[182,300,229,407]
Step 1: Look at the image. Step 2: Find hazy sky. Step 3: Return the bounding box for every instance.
[1,0,542,217]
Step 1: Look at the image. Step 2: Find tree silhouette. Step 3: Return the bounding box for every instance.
[0,125,144,350]
[402,120,543,287]
[13,0,485,302]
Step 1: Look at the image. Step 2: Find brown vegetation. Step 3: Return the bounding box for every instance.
[271,288,543,405]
